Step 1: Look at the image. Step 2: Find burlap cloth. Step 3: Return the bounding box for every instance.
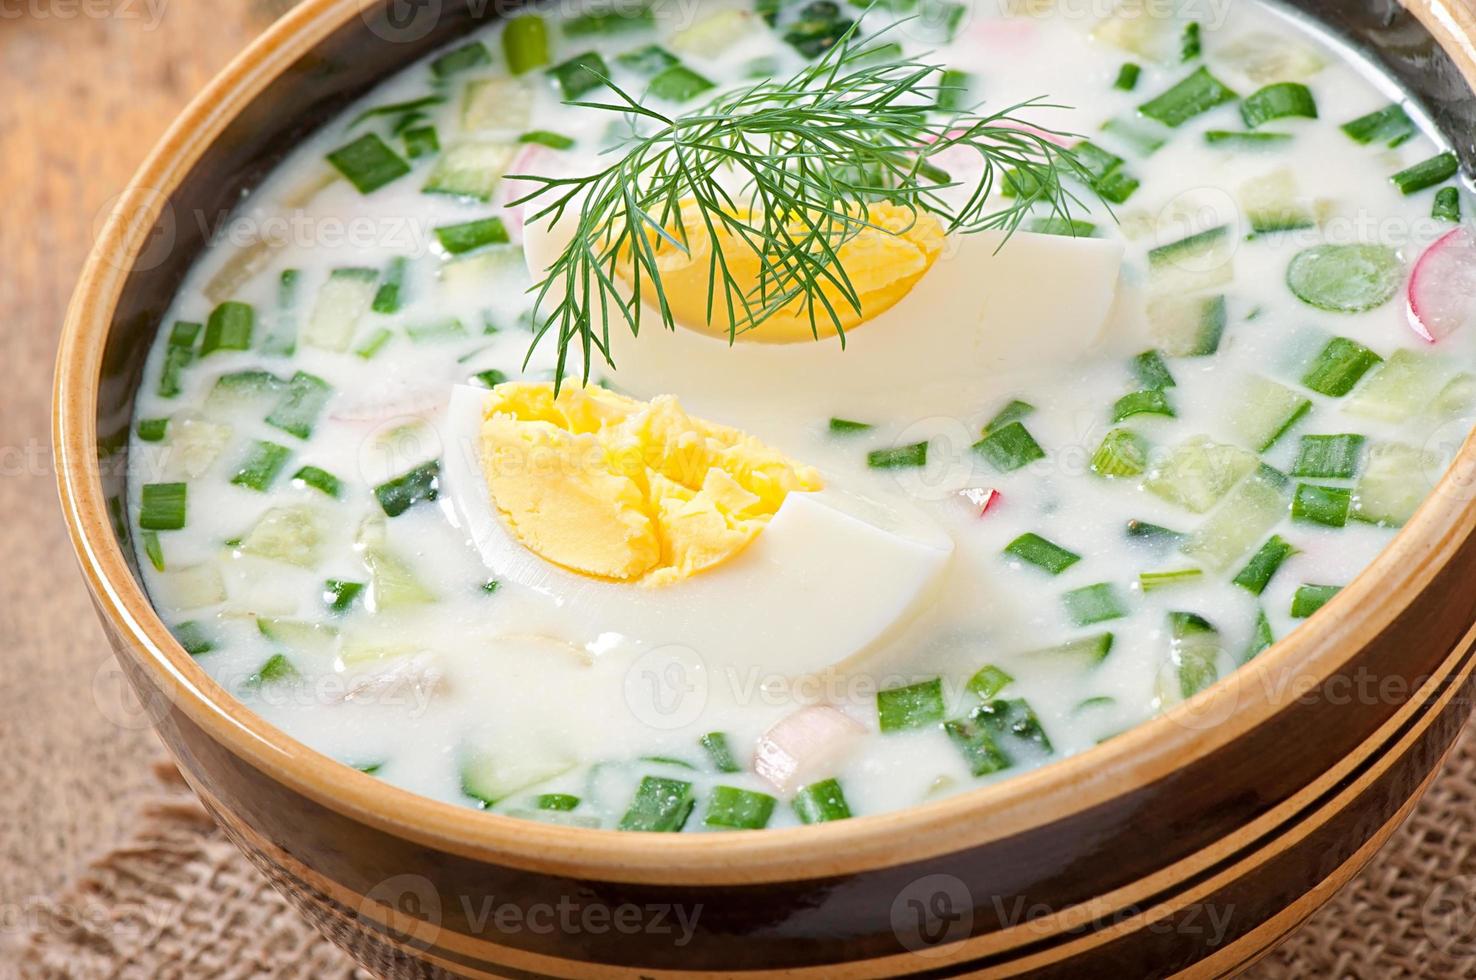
[7,728,1476,978]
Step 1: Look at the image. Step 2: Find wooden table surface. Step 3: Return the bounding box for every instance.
[3,5,1475,977]
[0,0,283,906]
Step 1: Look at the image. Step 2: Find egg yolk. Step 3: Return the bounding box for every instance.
[479,382,823,586]
[615,201,945,343]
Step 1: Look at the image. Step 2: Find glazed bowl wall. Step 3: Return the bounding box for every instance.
[54,0,1476,975]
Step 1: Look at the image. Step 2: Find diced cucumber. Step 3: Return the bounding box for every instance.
[461,78,533,132]
[363,547,436,608]
[1345,349,1456,423]
[257,617,338,657]
[1145,436,1256,513]
[1091,428,1149,478]
[423,141,515,202]
[1238,168,1314,237]
[1147,293,1226,356]
[1023,633,1114,666]
[238,506,324,567]
[460,744,574,807]
[204,369,284,415]
[1180,464,1291,569]
[1160,611,1230,702]
[1090,5,1178,61]
[1435,373,1476,416]
[792,778,851,824]
[1286,244,1403,313]
[618,776,696,832]
[302,268,378,352]
[703,786,777,830]
[671,9,755,56]
[1352,442,1440,526]
[166,416,233,479]
[155,563,227,610]
[1228,375,1311,452]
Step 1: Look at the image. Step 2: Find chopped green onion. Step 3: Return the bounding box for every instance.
[141,530,165,571]
[350,94,445,127]
[1292,483,1353,527]
[136,418,169,442]
[1139,568,1203,591]
[249,653,299,687]
[615,43,679,75]
[401,124,439,159]
[1100,116,1167,156]
[1132,350,1176,390]
[1025,634,1115,668]
[1286,245,1403,314]
[1091,429,1149,477]
[1112,389,1175,422]
[1341,103,1415,147]
[1291,583,1341,618]
[139,483,187,530]
[265,371,332,440]
[649,64,715,102]
[1138,66,1238,128]
[975,698,1053,752]
[548,51,611,100]
[1232,535,1297,595]
[966,664,1013,700]
[434,217,509,255]
[782,1,855,58]
[1301,337,1383,396]
[292,465,343,498]
[375,460,441,517]
[1180,21,1201,59]
[200,301,254,356]
[699,732,742,774]
[617,776,695,832]
[473,369,509,388]
[1239,82,1318,128]
[828,417,873,433]
[430,41,492,79]
[372,258,408,315]
[1062,582,1128,626]
[481,579,501,594]
[407,318,468,344]
[1026,216,1097,237]
[323,579,365,614]
[982,399,1035,434]
[792,778,852,823]
[565,6,654,36]
[532,793,579,811]
[1247,607,1275,659]
[936,69,972,110]
[1392,152,1458,195]
[172,621,214,656]
[1434,186,1462,222]
[326,134,411,193]
[355,328,394,360]
[1127,519,1185,544]
[1291,434,1365,479]
[158,322,200,398]
[259,269,300,357]
[867,442,928,469]
[943,714,1010,776]
[502,15,550,74]
[1204,130,1293,148]
[1113,62,1141,91]
[703,786,776,830]
[1168,611,1221,698]
[230,441,292,492]
[1003,532,1081,575]
[877,678,945,733]
[1094,169,1140,204]
[518,130,575,150]
[974,421,1045,472]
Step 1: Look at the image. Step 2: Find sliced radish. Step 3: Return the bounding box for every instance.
[1408,227,1476,343]
[753,705,865,794]
[956,487,1000,517]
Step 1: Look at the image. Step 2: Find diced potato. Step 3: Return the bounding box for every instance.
[1145,436,1256,513]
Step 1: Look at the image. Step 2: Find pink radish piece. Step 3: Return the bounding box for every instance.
[956,487,1001,517]
[499,144,552,243]
[753,705,865,794]
[1408,227,1476,343]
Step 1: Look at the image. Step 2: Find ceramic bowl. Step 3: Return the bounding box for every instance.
[54,0,1476,974]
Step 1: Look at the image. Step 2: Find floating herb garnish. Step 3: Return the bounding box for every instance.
[510,23,1102,385]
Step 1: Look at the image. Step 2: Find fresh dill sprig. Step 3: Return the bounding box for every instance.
[510,23,1103,384]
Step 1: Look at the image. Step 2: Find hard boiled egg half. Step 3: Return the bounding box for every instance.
[522,200,1126,421]
[441,382,954,678]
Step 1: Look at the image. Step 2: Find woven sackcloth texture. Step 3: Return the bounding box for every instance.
[7,729,1476,978]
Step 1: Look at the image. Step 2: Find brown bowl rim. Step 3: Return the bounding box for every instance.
[52,0,1476,885]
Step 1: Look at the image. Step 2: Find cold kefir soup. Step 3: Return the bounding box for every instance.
[127,0,1475,831]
